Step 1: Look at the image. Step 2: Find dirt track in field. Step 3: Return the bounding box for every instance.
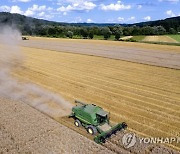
[13,44,180,151]
[20,37,180,69]
[0,97,114,154]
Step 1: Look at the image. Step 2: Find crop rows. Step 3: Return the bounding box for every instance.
[13,46,180,150]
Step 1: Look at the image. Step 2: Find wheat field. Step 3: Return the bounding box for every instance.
[13,46,180,150]
[143,36,178,43]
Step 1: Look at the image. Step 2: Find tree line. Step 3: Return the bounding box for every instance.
[22,24,180,40]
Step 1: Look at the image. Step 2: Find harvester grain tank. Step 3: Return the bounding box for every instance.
[69,100,127,144]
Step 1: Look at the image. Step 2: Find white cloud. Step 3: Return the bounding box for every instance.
[137,5,142,9]
[117,17,124,22]
[38,12,45,17]
[128,16,135,21]
[0,5,11,12]
[38,5,46,11]
[57,5,72,12]
[73,17,82,23]
[24,5,47,17]
[144,16,151,21]
[0,5,23,14]
[23,4,54,20]
[24,9,34,16]
[47,7,53,11]
[57,1,96,12]
[100,1,131,11]
[44,14,54,20]
[30,5,46,12]
[0,4,54,20]
[10,6,23,14]
[117,16,135,23]
[87,18,93,23]
[63,12,67,15]
[166,10,175,17]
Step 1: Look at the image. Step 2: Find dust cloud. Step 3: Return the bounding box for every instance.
[0,26,73,117]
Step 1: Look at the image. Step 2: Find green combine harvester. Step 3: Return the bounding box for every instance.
[69,100,127,144]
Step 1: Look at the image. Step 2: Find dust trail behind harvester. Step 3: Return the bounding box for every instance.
[0,26,73,117]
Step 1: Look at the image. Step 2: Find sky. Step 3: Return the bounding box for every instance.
[0,0,180,24]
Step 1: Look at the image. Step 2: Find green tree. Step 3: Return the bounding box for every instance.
[56,26,64,37]
[37,26,48,36]
[23,23,32,35]
[169,28,176,34]
[123,27,133,36]
[141,26,154,35]
[80,28,88,38]
[102,27,112,40]
[131,26,141,35]
[112,25,122,35]
[91,26,101,35]
[177,26,180,33]
[114,29,123,40]
[48,27,56,36]
[156,26,166,35]
[88,30,94,39]
[66,31,73,38]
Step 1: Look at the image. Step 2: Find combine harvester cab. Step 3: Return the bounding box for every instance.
[69,100,127,144]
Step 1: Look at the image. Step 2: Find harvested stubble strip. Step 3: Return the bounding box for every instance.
[0,97,114,154]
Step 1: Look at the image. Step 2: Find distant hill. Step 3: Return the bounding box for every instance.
[0,12,118,27]
[0,12,63,26]
[0,12,179,30]
[131,16,180,31]
[0,12,179,37]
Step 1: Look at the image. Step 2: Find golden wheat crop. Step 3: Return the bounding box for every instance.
[13,45,180,150]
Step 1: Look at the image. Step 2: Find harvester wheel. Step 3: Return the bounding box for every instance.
[87,126,97,135]
[74,119,81,127]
